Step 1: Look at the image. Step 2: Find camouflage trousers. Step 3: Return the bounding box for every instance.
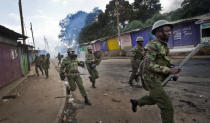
[43,67,49,78]
[35,64,43,76]
[137,82,174,123]
[129,59,140,82]
[67,74,87,97]
[86,63,99,84]
[58,60,61,66]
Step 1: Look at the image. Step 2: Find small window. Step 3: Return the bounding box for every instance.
[202,28,210,37]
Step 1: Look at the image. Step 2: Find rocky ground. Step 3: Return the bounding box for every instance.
[58,58,210,123]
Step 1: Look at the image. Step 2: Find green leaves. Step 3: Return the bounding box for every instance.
[121,20,143,33]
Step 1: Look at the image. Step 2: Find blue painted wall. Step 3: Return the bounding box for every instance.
[130,28,151,47]
[101,40,108,51]
[172,22,200,47]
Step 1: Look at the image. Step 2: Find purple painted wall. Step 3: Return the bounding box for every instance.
[131,28,150,47]
[172,22,200,47]
[130,22,200,48]
[101,40,108,51]
[168,33,174,48]
[192,23,201,45]
[94,41,102,51]
[0,43,22,88]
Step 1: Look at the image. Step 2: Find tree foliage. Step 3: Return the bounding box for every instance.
[105,0,134,27]
[78,0,210,44]
[121,20,143,33]
[133,0,161,22]
[145,13,169,26]
[169,0,210,20]
[181,0,210,18]
[78,21,116,43]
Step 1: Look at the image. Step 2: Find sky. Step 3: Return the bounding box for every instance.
[0,0,183,57]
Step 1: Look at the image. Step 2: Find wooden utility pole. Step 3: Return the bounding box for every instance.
[18,0,26,44]
[30,22,35,48]
[115,0,122,54]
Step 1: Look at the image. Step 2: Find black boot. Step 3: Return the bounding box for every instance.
[128,80,133,86]
[130,99,138,112]
[89,76,93,83]
[66,86,70,95]
[84,96,92,105]
[92,81,96,88]
[92,85,96,88]
[135,75,139,82]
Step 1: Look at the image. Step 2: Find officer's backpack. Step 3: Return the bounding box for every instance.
[139,60,150,91]
[93,51,102,65]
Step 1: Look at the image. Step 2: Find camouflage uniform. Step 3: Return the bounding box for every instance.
[60,55,88,98]
[85,51,99,88]
[137,38,174,123]
[40,55,45,70]
[43,54,50,78]
[56,53,62,66]
[34,55,43,76]
[129,44,144,85]
[130,20,175,123]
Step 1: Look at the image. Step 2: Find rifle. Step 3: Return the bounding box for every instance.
[162,43,206,87]
[65,73,86,76]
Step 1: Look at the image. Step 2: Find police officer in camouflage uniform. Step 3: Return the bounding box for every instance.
[43,53,50,78]
[40,54,45,70]
[35,54,44,76]
[56,52,62,66]
[129,36,144,86]
[130,20,181,123]
[85,46,99,88]
[60,48,91,105]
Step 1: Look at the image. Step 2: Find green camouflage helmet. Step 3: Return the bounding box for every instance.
[67,48,74,53]
[136,36,144,42]
[46,53,50,57]
[152,20,173,34]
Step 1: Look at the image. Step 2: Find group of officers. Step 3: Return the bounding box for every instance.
[57,20,181,123]
[34,53,51,78]
[58,46,99,105]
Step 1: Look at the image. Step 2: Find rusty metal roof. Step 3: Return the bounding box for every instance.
[0,25,28,40]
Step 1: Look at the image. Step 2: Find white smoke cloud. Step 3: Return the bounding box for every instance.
[160,0,184,13]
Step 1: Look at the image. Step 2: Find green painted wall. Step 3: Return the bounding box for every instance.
[20,53,28,75]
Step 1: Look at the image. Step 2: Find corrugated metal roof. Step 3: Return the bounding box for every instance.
[0,25,28,40]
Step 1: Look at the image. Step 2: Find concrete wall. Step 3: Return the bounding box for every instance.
[106,50,121,56]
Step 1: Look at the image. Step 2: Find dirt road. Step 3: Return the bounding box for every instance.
[0,64,65,123]
[67,58,210,123]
